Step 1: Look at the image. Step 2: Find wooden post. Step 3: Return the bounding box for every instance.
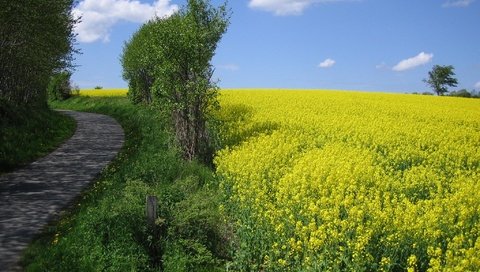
[146,195,158,225]
[146,195,162,270]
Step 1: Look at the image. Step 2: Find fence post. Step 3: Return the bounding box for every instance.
[146,195,158,225]
[146,195,162,270]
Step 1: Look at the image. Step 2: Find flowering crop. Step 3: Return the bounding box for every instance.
[79,89,128,97]
[214,90,480,271]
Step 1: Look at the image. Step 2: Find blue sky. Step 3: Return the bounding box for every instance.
[72,0,480,93]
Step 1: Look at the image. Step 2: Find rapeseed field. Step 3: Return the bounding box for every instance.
[79,89,128,97]
[214,90,480,271]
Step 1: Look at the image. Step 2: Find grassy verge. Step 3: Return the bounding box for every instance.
[0,100,76,174]
[22,96,230,271]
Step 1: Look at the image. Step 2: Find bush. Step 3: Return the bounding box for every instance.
[121,0,230,164]
[449,89,472,98]
[47,71,72,101]
[71,84,80,96]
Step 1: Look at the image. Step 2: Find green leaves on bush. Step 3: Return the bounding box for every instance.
[121,0,231,163]
[47,72,72,101]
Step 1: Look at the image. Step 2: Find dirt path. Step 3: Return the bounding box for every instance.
[0,110,124,271]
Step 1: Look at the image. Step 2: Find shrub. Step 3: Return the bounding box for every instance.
[122,0,230,164]
[449,89,472,98]
[47,71,72,101]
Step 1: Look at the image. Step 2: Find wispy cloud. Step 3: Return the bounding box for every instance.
[392,52,433,72]
[442,0,475,8]
[318,58,336,68]
[248,0,359,16]
[375,62,388,70]
[73,0,178,43]
[217,64,240,71]
[475,81,480,89]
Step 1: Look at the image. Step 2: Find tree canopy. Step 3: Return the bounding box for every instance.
[121,0,230,163]
[0,0,78,107]
[423,65,458,96]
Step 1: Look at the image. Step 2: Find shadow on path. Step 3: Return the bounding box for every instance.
[0,110,124,271]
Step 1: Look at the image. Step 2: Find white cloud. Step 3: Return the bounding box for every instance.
[73,0,178,43]
[248,0,358,16]
[442,0,475,8]
[318,58,335,68]
[392,52,433,72]
[475,81,480,89]
[217,64,240,71]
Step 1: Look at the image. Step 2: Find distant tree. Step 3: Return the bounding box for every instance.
[0,0,78,106]
[449,89,471,98]
[470,89,480,98]
[423,65,458,96]
[121,0,230,163]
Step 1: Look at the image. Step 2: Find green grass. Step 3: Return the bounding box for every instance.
[22,96,230,271]
[0,101,76,174]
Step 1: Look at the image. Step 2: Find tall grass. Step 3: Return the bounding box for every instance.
[0,101,75,174]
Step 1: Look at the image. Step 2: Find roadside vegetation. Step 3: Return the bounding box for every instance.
[121,0,230,164]
[0,102,75,173]
[0,0,78,173]
[22,96,231,271]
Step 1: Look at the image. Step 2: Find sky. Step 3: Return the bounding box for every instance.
[71,0,480,93]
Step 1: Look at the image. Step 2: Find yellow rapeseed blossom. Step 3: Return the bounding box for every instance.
[79,89,128,97]
[214,90,480,271]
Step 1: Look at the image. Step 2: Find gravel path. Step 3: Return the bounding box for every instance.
[0,110,124,271]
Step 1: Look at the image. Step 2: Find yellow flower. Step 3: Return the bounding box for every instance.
[215,90,480,271]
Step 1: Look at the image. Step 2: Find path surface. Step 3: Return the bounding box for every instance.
[0,110,124,271]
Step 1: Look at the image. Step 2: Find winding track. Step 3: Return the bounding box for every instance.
[0,110,124,271]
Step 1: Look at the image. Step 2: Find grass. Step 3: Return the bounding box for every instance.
[0,101,76,174]
[22,96,230,271]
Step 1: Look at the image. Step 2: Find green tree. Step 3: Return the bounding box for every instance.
[47,71,72,101]
[423,65,458,96]
[122,0,230,163]
[0,0,78,106]
[449,89,471,98]
[121,20,157,104]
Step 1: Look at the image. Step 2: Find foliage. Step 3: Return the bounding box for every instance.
[121,20,157,104]
[0,100,75,173]
[214,90,480,271]
[94,86,103,90]
[423,65,458,96]
[47,71,72,101]
[121,0,230,164]
[0,0,78,107]
[449,89,480,98]
[449,89,471,98]
[23,96,231,271]
[71,84,80,96]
